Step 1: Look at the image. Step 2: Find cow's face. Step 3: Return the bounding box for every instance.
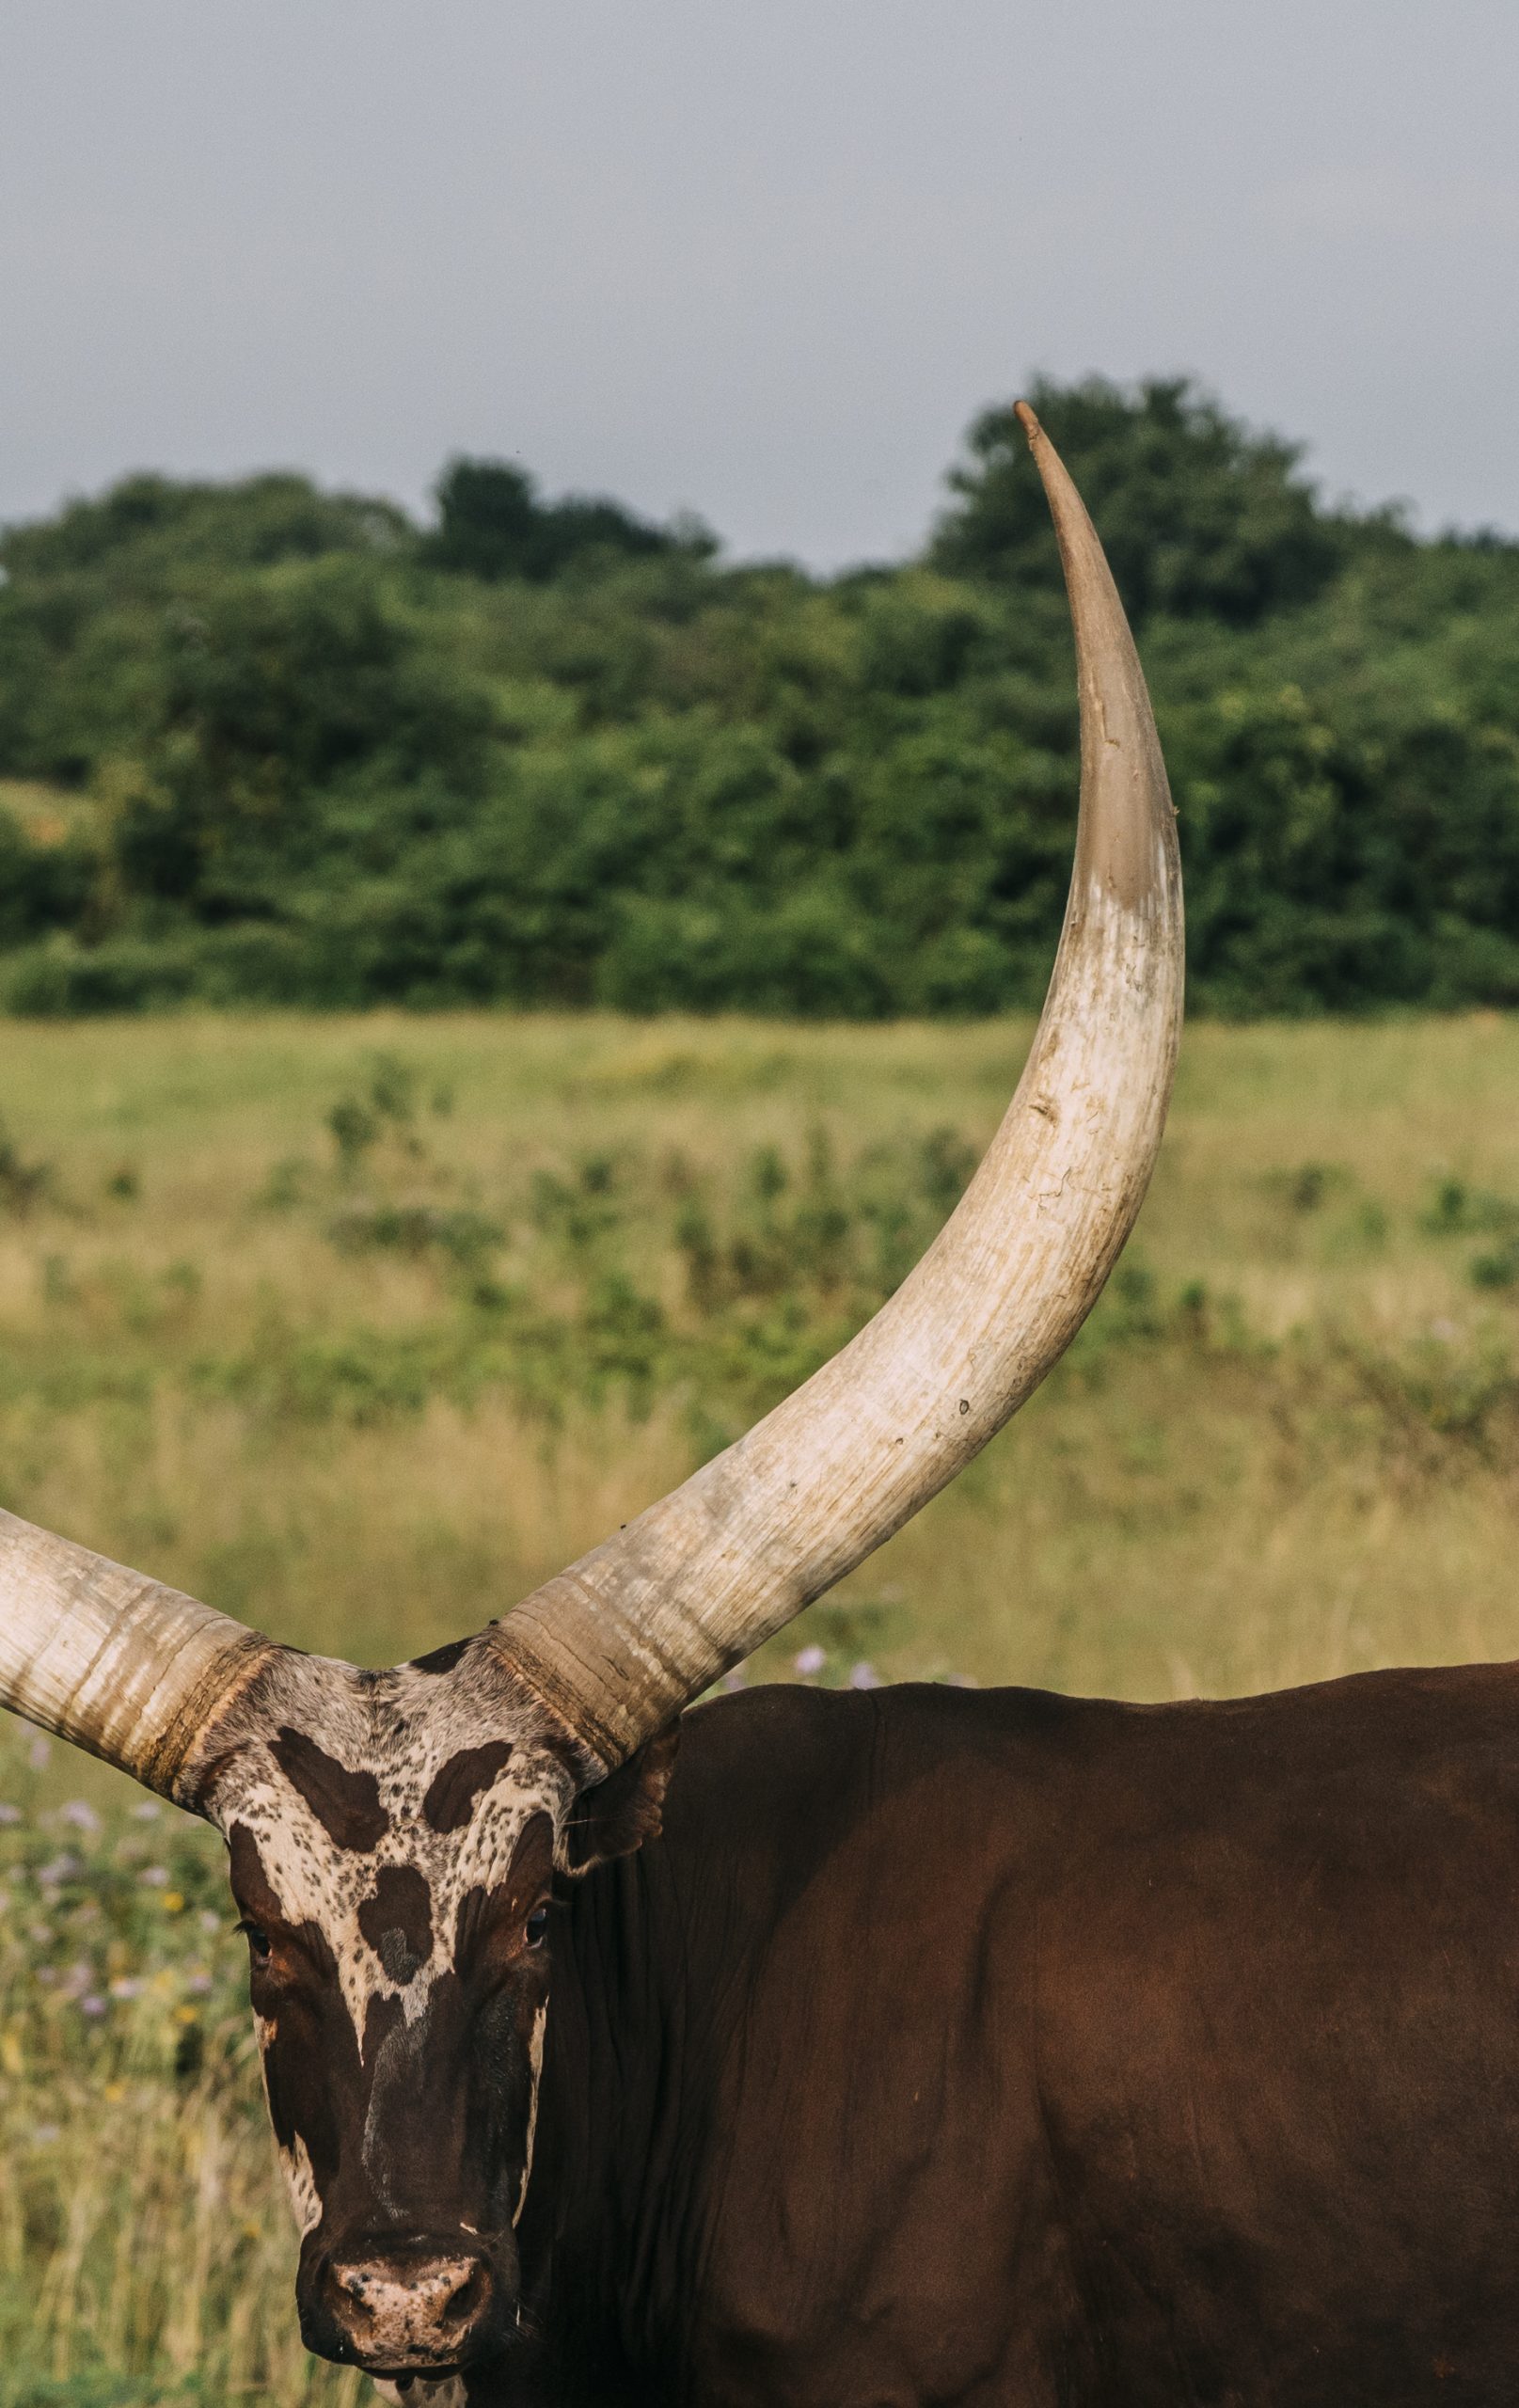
[191,1636,675,2385]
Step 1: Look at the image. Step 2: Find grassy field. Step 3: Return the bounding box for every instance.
[3,1006,1519,2401]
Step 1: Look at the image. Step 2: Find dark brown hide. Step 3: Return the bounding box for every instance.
[270,1728,389,1851]
[453,1813,555,1965]
[498,1671,1519,2406]
[410,1637,473,1676]
[560,1723,679,1873]
[357,1864,434,1984]
[423,1741,516,1835]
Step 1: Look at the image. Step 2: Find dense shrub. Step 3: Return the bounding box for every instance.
[931,374,1360,626]
[1,376,1515,1017]
[425,456,704,583]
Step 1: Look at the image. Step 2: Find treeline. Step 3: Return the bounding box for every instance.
[1,375,1516,1018]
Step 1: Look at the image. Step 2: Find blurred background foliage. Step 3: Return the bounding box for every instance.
[1,372,1517,1022]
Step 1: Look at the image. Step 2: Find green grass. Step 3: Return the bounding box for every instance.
[5,1007,1519,1691]
[3,1006,1519,2399]
[0,1740,356,2408]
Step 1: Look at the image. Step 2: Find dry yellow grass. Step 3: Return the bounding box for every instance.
[1,1007,1518,2401]
[2,1009,1516,1706]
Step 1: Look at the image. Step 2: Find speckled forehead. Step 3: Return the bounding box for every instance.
[201,1651,575,1901]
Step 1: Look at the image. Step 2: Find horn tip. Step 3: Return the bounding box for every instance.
[1014,400,1043,447]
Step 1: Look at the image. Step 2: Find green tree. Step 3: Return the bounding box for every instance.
[112,561,493,911]
[0,471,409,583]
[3,384,1518,1021]
[932,374,1356,626]
[427,457,701,583]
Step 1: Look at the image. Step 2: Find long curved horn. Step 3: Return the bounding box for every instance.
[0,1511,274,1800]
[491,405,1185,1772]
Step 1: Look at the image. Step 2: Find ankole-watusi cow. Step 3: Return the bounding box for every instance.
[0,411,1509,2408]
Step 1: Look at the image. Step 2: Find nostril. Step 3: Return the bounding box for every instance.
[440,2262,485,2330]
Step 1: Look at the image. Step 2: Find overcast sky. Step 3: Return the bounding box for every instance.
[3,2,1515,567]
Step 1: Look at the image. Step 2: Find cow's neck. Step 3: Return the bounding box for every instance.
[514,1840,714,2400]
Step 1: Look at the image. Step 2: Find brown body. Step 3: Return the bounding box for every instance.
[514,1671,1519,2405]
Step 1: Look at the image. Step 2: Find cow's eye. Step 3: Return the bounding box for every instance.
[525,1906,549,1949]
[237,1919,272,1965]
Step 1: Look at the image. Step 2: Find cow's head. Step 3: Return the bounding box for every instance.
[0,410,1182,2386]
[185,1636,677,2377]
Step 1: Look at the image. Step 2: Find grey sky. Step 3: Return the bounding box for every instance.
[3,1,1515,567]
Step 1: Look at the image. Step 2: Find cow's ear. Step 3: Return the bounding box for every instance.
[558,1722,680,1876]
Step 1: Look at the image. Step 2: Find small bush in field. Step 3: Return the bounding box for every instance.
[0,1118,52,1217]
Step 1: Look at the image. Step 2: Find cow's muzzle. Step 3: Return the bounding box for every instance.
[308,2243,509,2372]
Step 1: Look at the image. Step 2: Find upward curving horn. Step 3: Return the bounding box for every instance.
[0,409,1180,1802]
[490,404,1185,1772]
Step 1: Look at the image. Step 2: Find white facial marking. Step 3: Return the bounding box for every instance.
[282,2131,321,2237]
[205,1656,568,2048]
[514,2001,548,2227]
[195,1648,575,2245]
